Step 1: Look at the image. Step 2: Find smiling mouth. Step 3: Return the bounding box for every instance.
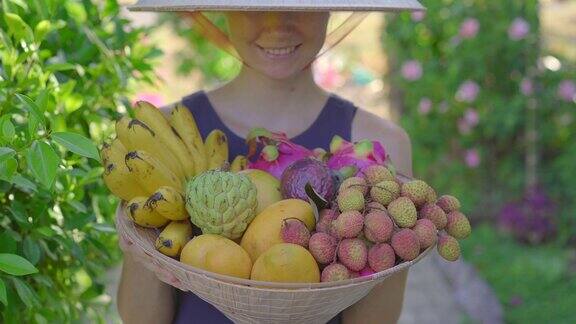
[257,44,302,58]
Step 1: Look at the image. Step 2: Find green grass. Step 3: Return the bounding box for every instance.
[460,225,576,324]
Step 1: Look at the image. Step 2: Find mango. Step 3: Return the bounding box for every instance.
[180,234,252,279]
[251,243,320,283]
[240,169,283,214]
[240,199,315,262]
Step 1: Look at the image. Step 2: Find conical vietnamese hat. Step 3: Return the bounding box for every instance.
[129,0,425,12]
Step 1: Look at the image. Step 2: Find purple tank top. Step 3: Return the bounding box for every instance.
[174,91,358,324]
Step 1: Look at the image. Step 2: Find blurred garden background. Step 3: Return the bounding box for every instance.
[0,0,574,323]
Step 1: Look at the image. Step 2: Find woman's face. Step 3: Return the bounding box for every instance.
[226,11,330,80]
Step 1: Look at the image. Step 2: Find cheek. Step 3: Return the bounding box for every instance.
[228,14,259,45]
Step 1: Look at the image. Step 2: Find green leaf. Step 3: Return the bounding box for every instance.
[0,278,6,306]
[0,117,15,142]
[3,13,33,42]
[67,200,87,214]
[28,114,39,139]
[12,277,39,308]
[27,141,60,188]
[15,93,45,125]
[23,238,41,265]
[0,254,38,275]
[34,20,52,42]
[12,175,37,193]
[0,147,16,163]
[0,157,18,181]
[63,93,83,113]
[0,233,17,254]
[65,2,87,24]
[46,63,76,72]
[36,227,54,238]
[52,132,98,160]
[7,0,28,10]
[34,314,48,324]
[91,223,115,233]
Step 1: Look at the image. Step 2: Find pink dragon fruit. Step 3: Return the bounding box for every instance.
[246,128,314,179]
[326,135,388,174]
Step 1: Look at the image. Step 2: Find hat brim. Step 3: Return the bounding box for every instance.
[128,0,425,12]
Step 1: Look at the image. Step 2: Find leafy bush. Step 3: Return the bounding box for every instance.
[461,225,576,323]
[0,0,159,322]
[383,1,576,240]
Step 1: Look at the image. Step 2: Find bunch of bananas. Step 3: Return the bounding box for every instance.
[100,101,247,257]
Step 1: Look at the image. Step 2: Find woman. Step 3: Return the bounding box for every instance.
[118,1,424,323]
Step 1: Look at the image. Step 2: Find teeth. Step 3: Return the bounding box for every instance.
[262,46,297,56]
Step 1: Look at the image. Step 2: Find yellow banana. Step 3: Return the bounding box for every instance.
[125,196,169,228]
[170,103,208,175]
[205,129,229,170]
[155,220,193,257]
[230,155,248,172]
[102,162,149,201]
[133,101,195,178]
[100,138,127,166]
[125,150,184,194]
[146,186,188,221]
[114,116,132,144]
[116,117,186,180]
[101,139,148,201]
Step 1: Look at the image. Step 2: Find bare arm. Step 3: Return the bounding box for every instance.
[117,253,177,324]
[343,109,413,324]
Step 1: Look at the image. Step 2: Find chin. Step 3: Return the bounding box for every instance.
[259,66,302,80]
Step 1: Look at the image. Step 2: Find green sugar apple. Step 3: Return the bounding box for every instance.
[185,170,258,239]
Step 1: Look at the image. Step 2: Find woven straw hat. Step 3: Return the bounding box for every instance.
[129,0,425,12]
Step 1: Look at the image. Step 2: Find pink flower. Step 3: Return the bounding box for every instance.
[411,11,426,22]
[459,18,480,39]
[508,18,530,41]
[313,59,345,90]
[464,108,479,127]
[557,80,576,102]
[133,92,164,107]
[458,119,472,135]
[464,149,481,168]
[418,98,432,115]
[401,60,423,81]
[456,80,480,103]
[520,78,534,96]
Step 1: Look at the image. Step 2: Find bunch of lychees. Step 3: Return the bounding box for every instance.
[281,165,472,283]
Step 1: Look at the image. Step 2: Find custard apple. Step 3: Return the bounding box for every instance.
[186,170,258,239]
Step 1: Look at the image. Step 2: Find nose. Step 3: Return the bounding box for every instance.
[261,12,294,29]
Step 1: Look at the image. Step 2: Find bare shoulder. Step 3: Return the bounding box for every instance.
[351,109,413,176]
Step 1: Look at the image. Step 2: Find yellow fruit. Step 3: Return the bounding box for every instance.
[99,138,126,166]
[116,117,186,180]
[102,163,148,201]
[180,234,252,279]
[251,243,320,283]
[240,199,315,262]
[240,169,283,215]
[230,155,248,172]
[155,220,193,257]
[125,196,169,228]
[134,101,196,178]
[170,103,208,175]
[205,129,229,170]
[147,186,188,221]
[125,150,183,193]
